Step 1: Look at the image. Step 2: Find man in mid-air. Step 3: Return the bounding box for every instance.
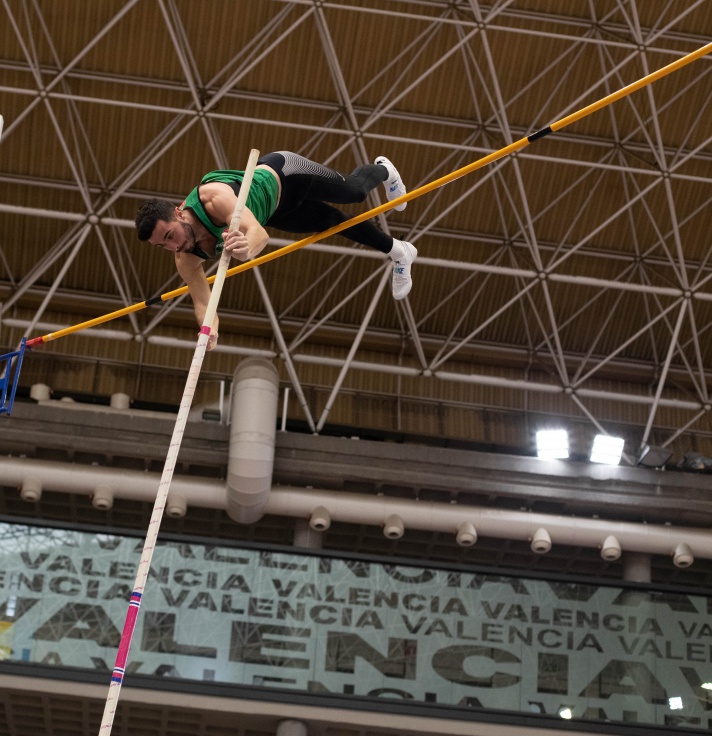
[135,152,417,350]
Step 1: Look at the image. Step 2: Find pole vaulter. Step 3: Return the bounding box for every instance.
[22,40,712,351]
[97,151,260,735]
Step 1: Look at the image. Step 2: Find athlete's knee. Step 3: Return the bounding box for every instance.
[322,209,349,227]
[350,188,368,204]
[350,164,385,200]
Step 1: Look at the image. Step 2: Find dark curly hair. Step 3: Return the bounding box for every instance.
[135,198,176,241]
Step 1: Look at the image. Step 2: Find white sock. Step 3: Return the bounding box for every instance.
[388,240,406,262]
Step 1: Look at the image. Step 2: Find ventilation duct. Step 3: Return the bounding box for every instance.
[226,358,279,524]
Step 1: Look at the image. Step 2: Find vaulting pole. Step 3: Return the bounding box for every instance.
[97,149,260,736]
[23,41,712,352]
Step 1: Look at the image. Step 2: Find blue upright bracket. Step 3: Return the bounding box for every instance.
[0,338,27,415]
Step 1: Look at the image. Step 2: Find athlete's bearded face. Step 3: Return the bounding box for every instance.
[175,220,197,253]
[148,215,197,254]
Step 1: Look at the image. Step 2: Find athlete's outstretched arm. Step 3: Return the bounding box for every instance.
[175,251,220,349]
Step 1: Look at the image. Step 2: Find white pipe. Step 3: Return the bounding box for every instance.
[226,358,279,524]
[2,455,711,561]
[267,489,712,560]
[0,457,226,508]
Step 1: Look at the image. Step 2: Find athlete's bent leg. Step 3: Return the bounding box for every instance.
[269,200,392,253]
[268,201,417,300]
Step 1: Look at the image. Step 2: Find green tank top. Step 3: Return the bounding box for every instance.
[180,168,279,259]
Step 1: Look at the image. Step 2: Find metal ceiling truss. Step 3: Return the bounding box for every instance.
[3,0,712,462]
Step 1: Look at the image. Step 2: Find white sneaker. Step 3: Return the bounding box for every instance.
[389,240,417,300]
[375,156,407,211]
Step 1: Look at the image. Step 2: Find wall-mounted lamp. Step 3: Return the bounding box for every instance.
[456,522,477,547]
[166,493,187,518]
[91,484,113,511]
[600,535,622,561]
[383,514,404,539]
[309,506,331,532]
[530,527,551,554]
[673,542,694,568]
[20,477,42,503]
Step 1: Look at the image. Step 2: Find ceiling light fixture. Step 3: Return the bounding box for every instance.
[536,429,569,460]
[636,444,672,468]
[590,434,624,465]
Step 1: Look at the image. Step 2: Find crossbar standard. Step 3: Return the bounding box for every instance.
[0,338,27,415]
